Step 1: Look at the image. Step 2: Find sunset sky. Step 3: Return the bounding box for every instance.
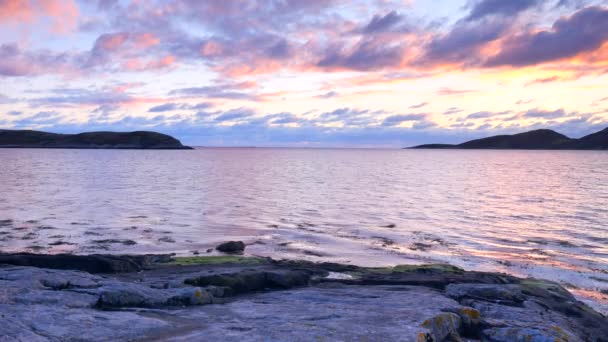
[1,0,607,147]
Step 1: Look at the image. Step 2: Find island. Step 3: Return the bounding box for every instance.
[410,127,608,150]
[0,252,606,341]
[0,129,192,149]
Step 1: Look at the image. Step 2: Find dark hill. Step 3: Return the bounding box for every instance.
[410,127,608,150]
[0,130,192,149]
[573,127,608,150]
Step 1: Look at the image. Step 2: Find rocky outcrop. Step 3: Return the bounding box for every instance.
[0,129,192,149]
[0,252,172,273]
[411,127,608,150]
[0,254,606,341]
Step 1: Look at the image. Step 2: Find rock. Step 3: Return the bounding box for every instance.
[96,284,213,308]
[445,283,525,306]
[216,241,246,253]
[418,312,462,342]
[184,269,310,295]
[0,253,172,273]
[482,327,578,342]
[0,256,607,341]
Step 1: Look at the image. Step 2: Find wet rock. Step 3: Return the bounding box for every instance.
[216,241,246,253]
[92,239,137,246]
[0,253,172,273]
[158,236,176,243]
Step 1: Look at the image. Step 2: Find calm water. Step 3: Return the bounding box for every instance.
[0,148,607,313]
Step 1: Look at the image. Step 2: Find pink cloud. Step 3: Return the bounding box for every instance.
[0,0,79,33]
[96,32,130,51]
[132,33,161,49]
[122,55,176,71]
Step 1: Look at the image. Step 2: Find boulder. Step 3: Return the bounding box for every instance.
[216,241,246,253]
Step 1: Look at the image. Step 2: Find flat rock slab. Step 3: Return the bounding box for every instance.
[143,284,462,341]
[0,255,607,341]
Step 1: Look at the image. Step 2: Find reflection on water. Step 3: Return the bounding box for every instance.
[0,148,607,313]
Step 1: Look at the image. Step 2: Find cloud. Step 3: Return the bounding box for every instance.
[419,17,510,67]
[409,102,428,109]
[381,113,427,127]
[485,6,608,67]
[0,0,79,33]
[148,102,213,112]
[170,84,258,101]
[444,107,464,115]
[214,108,256,122]
[523,108,569,119]
[466,0,540,21]
[316,91,339,99]
[437,87,476,96]
[148,103,181,112]
[317,38,406,71]
[466,111,494,119]
[360,11,411,34]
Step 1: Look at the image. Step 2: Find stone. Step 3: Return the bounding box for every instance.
[0,256,607,341]
[418,312,462,342]
[481,327,579,342]
[445,283,525,305]
[216,241,246,253]
[0,253,172,273]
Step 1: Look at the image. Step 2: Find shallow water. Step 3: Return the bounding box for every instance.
[0,148,607,313]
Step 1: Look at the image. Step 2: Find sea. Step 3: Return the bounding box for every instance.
[0,148,607,313]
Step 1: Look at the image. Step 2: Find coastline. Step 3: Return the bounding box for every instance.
[1,252,606,341]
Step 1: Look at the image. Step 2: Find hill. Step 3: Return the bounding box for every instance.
[0,130,192,149]
[411,128,608,150]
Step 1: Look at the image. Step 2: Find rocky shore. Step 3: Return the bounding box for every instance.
[0,252,607,341]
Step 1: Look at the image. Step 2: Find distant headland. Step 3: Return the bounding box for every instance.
[410,127,608,150]
[0,129,192,149]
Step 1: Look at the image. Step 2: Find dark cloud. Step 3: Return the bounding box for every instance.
[466,0,540,21]
[485,6,608,67]
[465,110,512,119]
[269,113,300,125]
[523,108,569,119]
[148,103,180,112]
[466,111,494,119]
[11,111,64,128]
[148,102,213,112]
[360,11,411,34]
[170,85,258,101]
[214,108,256,122]
[444,107,464,115]
[420,17,510,66]
[29,88,133,107]
[317,39,406,71]
[409,102,428,109]
[381,113,427,127]
[316,91,339,99]
[318,108,374,126]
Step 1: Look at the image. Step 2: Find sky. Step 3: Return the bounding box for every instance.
[0,0,607,147]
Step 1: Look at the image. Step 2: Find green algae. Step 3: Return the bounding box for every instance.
[169,256,267,266]
[365,264,464,274]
